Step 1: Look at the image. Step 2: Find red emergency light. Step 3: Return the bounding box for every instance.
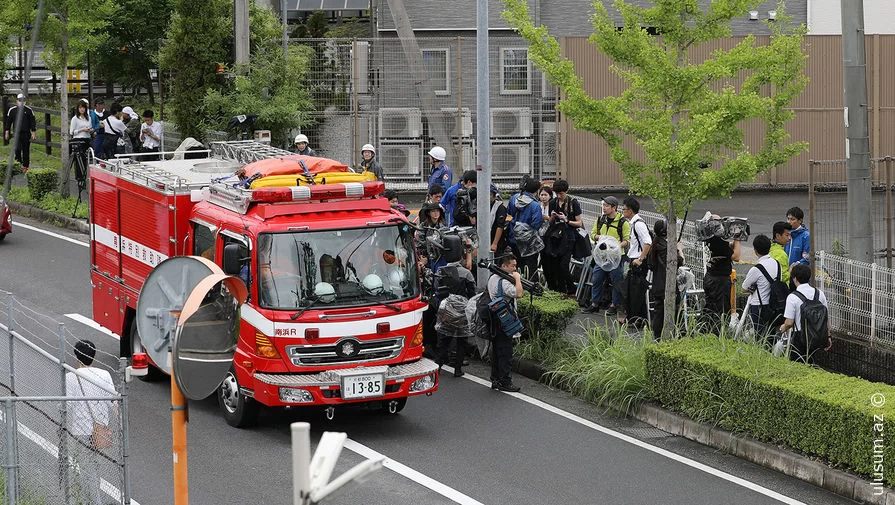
[251,181,385,204]
[132,352,149,370]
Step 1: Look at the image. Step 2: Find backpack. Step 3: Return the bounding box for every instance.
[756,263,789,322]
[474,289,494,340]
[489,279,524,337]
[792,289,829,356]
[598,214,627,250]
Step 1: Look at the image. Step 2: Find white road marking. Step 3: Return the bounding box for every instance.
[453,367,808,505]
[64,313,121,340]
[344,438,486,505]
[14,222,89,247]
[0,410,141,504]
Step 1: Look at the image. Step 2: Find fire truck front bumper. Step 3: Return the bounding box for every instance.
[247,358,440,407]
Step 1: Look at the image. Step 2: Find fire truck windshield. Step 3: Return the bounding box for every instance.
[257,224,419,310]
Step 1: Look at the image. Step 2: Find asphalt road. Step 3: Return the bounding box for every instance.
[0,215,859,505]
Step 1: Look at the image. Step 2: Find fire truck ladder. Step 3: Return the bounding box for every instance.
[210,141,295,165]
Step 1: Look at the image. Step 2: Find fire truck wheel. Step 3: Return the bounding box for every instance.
[219,369,260,428]
[0,233,5,241]
[129,321,165,382]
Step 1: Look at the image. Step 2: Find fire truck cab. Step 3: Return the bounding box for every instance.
[89,142,438,427]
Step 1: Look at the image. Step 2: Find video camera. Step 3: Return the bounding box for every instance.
[477,259,544,296]
[695,212,750,242]
[423,226,479,263]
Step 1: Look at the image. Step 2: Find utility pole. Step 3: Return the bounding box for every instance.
[841,0,873,262]
[234,0,250,67]
[475,0,492,287]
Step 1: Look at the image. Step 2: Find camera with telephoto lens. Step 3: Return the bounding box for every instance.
[696,212,750,242]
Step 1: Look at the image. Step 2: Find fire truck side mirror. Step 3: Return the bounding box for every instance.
[222,243,241,275]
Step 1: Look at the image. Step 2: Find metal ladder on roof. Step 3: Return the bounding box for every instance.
[210,141,294,165]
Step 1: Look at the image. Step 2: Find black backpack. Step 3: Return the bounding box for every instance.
[756,263,789,321]
[793,289,829,355]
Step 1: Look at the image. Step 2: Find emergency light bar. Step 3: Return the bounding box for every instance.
[194,180,386,214]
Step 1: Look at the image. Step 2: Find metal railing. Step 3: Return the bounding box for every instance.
[0,291,131,505]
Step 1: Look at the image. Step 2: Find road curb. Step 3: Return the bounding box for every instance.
[6,200,89,235]
[513,356,895,504]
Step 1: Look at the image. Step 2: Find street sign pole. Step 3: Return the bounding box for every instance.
[171,364,189,505]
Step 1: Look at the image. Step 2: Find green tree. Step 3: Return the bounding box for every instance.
[503,0,808,336]
[291,10,328,39]
[2,0,116,195]
[201,44,315,147]
[157,0,230,140]
[91,0,173,102]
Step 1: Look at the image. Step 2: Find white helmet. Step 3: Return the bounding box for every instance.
[428,146,446,161]
[294,134,309,144]
[314,282,336,303]
[361,143,375,154]
[388,269,406,287]
[361,274,384,295]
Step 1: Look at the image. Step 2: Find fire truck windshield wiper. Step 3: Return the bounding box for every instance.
[356,293,401,312]
[291,297,322,320]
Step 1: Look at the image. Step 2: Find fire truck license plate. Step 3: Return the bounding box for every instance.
[341,373,385,400]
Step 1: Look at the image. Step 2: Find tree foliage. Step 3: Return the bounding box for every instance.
[201,43,315,147]
[157,0,231,140]
[503,0,808,336]
[91,0,173,101]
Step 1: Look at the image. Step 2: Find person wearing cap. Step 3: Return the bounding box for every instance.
[489,184,509,256]
[358,143,383,181]
[121,106,141,154]
[427,146,452,192]
[89,98,107,156]
[140,110,163,160]
[293,134,316,156]
[4,94,37,172]
[583,196,631,315]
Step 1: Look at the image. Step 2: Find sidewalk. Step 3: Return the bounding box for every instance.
[511,306,895,505]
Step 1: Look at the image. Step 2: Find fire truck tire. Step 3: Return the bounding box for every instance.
[129,321,165,382]
[0,233,5,241]
[219,369,260,428]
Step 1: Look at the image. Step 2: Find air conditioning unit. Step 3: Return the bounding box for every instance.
[540,122,558,176]
[443,142,475,172]
[440,107,473,138]
[492,143,532,175]
[379,108,422,138]
[490,107,532,138]
[379,143,423,175]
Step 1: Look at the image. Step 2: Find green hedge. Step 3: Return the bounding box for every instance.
[25,168,58,201]
[0,163,24,183]
[517,290,579,341]
[646,336,895,486]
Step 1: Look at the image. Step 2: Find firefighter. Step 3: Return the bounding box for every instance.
[358,143,384,181]
[293,134,316,156]
[427,146,452,192]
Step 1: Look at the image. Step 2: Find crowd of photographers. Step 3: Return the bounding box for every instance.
[391,151,830,378]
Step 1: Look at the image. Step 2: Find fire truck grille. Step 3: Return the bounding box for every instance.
[286,337,405,366]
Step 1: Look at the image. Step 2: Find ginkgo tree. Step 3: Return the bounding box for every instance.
[502,0,808,336]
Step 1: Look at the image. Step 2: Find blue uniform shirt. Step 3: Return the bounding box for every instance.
[428,162,452,192]
[441,182,463,227]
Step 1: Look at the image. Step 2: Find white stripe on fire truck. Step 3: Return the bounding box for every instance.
[240,304,425,339]
[91,224,169,268]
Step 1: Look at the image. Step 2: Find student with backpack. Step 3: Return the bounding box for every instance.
[742,234,787,343]
[778,263,832,363]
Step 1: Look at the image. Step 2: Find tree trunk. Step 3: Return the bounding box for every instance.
[663,199,678,339]
[59,31,71,198]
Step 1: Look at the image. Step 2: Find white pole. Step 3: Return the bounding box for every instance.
[292,422,312,505]
[475,0,492,287]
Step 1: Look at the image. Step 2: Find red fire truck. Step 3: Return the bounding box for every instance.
[90,141,438,427]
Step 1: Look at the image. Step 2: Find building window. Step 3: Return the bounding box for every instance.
[421,48,450,95]
[501,48,531,94]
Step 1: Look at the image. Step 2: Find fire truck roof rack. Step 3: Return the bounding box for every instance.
[101,158,199,192]
[210,141,295,164]
[196,181,386,215]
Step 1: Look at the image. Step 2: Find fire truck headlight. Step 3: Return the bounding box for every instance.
[409,373,436,393]
[279,387,314,403]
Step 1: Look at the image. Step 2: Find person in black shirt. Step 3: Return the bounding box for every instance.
[702,230,741,333]
[4,94,37,171]
[489,184,508,256]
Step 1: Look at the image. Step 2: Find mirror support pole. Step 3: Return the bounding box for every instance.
[171,359,190,504]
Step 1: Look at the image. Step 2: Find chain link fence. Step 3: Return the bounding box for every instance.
[0,292,131,505]
[808,157,895,268]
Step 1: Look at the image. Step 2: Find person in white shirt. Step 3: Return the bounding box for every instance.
[620,196,652,324]
[65,339,117,505]
[140,109,163,160]
[69,99,92,139]
[779,263,831,362]
[101,103,128,159]
[741,234,779,341]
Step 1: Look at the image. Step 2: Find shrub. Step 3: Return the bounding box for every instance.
[0,163,24,183]
[25,168,58,201]
[549,325,655,415]
[517,290,579,341]
[646,336,895,486]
